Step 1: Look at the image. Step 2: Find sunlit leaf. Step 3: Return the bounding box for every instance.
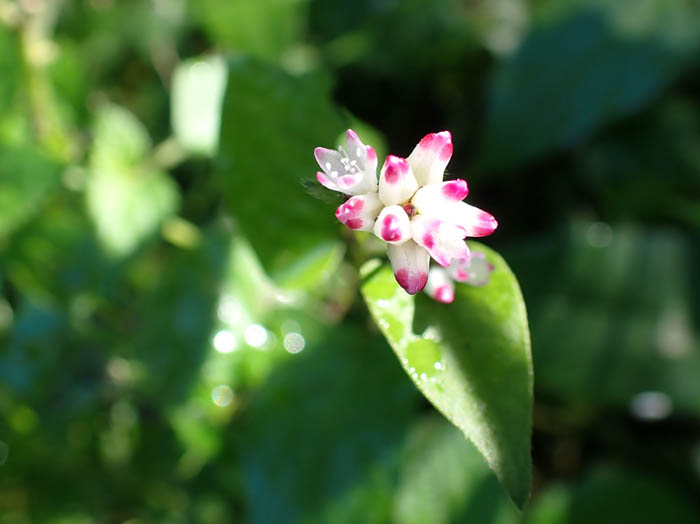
[193,0,308,61]
[86,105,179,256]
[361,242,533,508]
[216,59,346,289]
[171,54,227,156]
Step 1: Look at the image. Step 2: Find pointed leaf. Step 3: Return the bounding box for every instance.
[216,59,346,289]
[361,242,532,507]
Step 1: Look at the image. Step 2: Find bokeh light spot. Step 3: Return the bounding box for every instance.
[211,385,234,407]
[586,221,613,248]
[283,332,305,354]
[213,330,237,353]
[629,391,672,421]
[244,324,268,348]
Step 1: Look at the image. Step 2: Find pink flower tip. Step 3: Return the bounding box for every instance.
[395,269,428,295]
[442,179,468,201]
[335,197,366,230]
[314,147,328,164]
[434,285,454,304]
[380,214,403,242]
[346,129,360,141]
[383,155,409,183]
[473,213,498,237]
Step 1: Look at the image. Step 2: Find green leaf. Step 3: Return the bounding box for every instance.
[0,145,61,242]
[240,323,419,524]
[361,242,533,508]
[506,221,700,413]
[576,98,700,229]
[525,465,700,524]
[216,59,346,289]
[171,54,228,156]
[0,26,22,118]
[394,417,520,524]
[86,105,179,256]
[482,0,700,169]
[1,194,101,303]
[192,0,308,61]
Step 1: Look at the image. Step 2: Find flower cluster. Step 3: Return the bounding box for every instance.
[314,129,497,295]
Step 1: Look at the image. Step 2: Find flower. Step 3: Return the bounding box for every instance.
[314,129,497,295]
[315,129,378,196]
[424,251,496,303]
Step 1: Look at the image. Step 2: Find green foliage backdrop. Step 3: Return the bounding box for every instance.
[1,0,700,522]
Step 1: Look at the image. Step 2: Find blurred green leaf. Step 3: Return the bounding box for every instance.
[192,0,308,61]
[525,465,700,524]
[131,225,231,404]
[507,221,700,413]
[216,59,346,289]
[86,105,179,256]
[0,25,22,117]
[483,0,700,169]
[1,194,103,303]
[577,98,700,229]
[361,243,533,508]
[0,145,60,242]
[239,323,418,524]
[171,54,227,156]
[394,417,519,524]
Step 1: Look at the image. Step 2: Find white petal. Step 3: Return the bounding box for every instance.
[313,129,378,196]
[316,171,340,192]
[364,145,378,192]
[412,188,498,238]
[411,179,468,212]
[373,205,411,245]
[387,240,430,295]
[345,129,366,168]
[314,147,345,178]
[378,155,419,206]
[424,267,455,303]
[411,214,470,267]
[335,192,383,232]
[406,131,453,186]
[447,202,498,237]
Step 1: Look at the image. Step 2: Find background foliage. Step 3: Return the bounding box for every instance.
[1,0,700,522]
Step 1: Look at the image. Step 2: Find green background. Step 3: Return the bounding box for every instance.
[1,0,700,522]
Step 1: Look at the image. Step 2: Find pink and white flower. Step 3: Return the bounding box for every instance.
[314,129,497,295]
[424,251,496,303]
[315,129,378,196]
